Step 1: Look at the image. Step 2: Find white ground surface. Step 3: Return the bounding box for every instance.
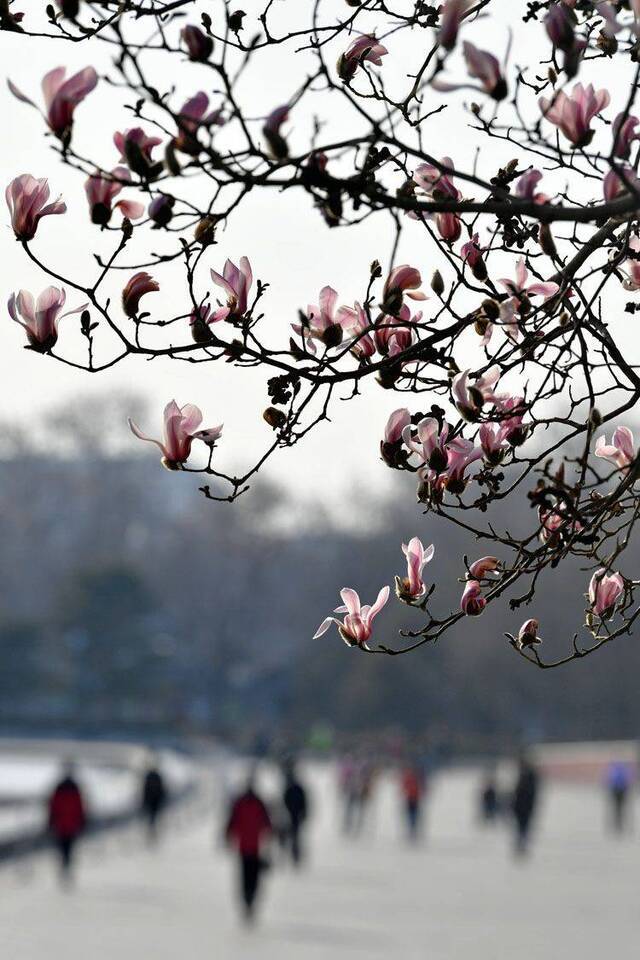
[0,760,638,959]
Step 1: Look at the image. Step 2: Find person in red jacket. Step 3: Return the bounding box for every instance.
[47,763,86,884]
[225,775,272,922]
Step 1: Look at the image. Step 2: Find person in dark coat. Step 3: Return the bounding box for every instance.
[141,763,167,843]
[47,763,86,884]
[479,770,499,824]
[225,776,273,922]
[282,763,308,865]
[511,755,539,856]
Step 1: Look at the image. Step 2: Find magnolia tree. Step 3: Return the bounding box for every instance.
[4,0,640,666]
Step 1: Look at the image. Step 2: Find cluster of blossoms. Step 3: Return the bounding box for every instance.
[4,0,640,669]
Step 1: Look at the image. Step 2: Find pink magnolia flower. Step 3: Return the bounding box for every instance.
[341,302,376,359]
[516,168,551,205]
[374,304,420,357]
[114,127,163,175]
[263,104,290,159]
[403,417,452,473]
[85,167,144,225]
[6,174,66,241]
[539,503,582,546]
[461,233,487,281]
[189,302,229,343]
[210,257,253,321]
[468,556,499,579]
[128,400,223,470]
[396,537,435,601]
[381,408,411,467]
[337,34,388,82]
[292,286,355,352]
[495,395,528,447]
[539,83,610,148]
[595,426,635,471]
[313,586,390,648]
[460,580,486,616]
[122,272,159,317]
[545,2,575,52]
[499,257,560,309]
[174,92,223,154]
[384,408,411,445]
[438,0,474,51]
[452,366,500,420]
[8,66,97,141]
[433,41,507,100]
[589,569,624,619]
[437,437,483,494]
[437,211,462,243]
[479,422,509,464]
[181,24,213,61]
[8,286,86,353]
[413,158,463,241]
[602,166,635,203]
[381,265,427,315]
[622,235,640,289]
[516,618,541,648]
[612,112,640,159]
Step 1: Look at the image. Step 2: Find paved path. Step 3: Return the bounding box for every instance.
[0,762,638,959]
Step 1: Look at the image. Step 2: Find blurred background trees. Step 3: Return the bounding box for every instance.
[0,394,638,749]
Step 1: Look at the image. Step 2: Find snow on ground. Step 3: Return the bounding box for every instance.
[0,757,638,959]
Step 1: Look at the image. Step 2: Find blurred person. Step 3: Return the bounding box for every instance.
[141,760,167,844]
[606,761,632,833]
[47,762,86,885]
[338,755,359,834]
[400,763,426,842]
[225,773,273,923]
[479,769,500,824]
[282,762,308,865]
[511,754,539,857]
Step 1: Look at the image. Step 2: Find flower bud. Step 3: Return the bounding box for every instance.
[263,407,287,429]
[182,25,214,62]
[194,216,217,246]
[431,269,444,296]
[538,223,557,259]
[148,194,175,228]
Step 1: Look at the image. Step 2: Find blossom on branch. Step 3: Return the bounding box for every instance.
[210,257,253,322]
[6,174,66,240]
[380,265,426,316]
[8,286,86,352]
[336,34,388,83]
[85,168,144,225]
[539,82,610,147]
[128,400,222,470]
[588,569,624,619]
[122,272,159,317]
[8,66,97,143]
[438,0,474,51]
[396,538,435,602]
[595,426,636,471]
[313,586,390,648]
[181,25,213,62]
[433,41,507,100]
[292,285,356,352]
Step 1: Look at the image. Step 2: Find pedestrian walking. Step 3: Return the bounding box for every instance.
[282,763,308,865]
[47,763,86,885]
[225,775,273,923]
